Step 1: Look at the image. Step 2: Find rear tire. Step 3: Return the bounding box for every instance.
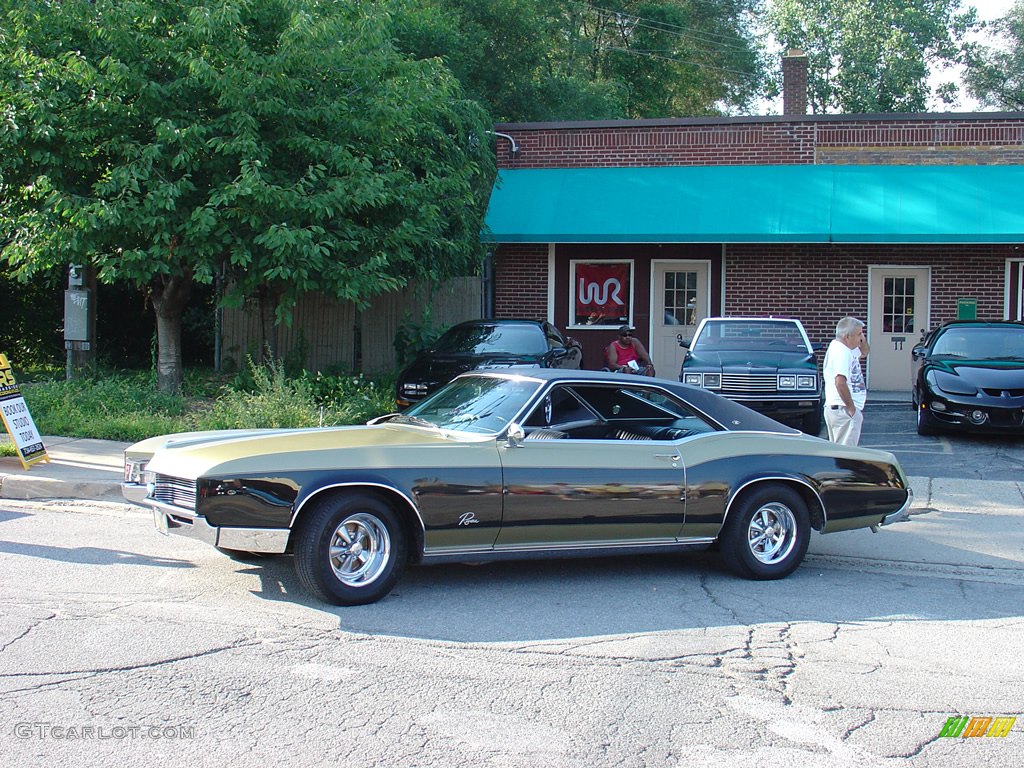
[294,493,407,606]
[720,484,810,580]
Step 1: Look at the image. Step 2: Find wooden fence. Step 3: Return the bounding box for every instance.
[221,277,483,374]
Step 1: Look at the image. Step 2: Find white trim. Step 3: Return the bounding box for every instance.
[720,244,727,314]
[547,243,556,324]
[1006,258,1024,321]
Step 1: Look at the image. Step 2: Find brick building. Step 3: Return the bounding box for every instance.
[482,57,1024,392]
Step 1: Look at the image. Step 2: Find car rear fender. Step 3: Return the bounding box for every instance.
[288,482,427,561]
[723,475,827,532]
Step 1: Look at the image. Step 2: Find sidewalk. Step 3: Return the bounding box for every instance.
[0,436,129,502]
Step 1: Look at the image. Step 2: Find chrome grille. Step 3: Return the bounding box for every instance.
[151,474,198,511]
[720,373,780,394]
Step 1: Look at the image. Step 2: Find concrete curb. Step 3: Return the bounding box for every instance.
[0,436,129,502]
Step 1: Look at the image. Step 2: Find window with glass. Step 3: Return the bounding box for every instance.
[663,271,699,326]
[883,277,915,333]
[570,261,632,328]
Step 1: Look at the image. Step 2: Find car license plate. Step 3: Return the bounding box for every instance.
[153,509,169,535]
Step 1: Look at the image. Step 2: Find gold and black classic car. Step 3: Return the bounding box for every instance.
[124,369,912,606]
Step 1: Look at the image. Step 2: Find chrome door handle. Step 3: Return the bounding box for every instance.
[653,454,681,462]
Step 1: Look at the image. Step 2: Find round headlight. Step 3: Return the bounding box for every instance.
[969,410,987,424]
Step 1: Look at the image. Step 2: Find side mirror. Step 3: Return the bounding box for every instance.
[505,422,525,447]
[811,342,824,353]
[911,345,927,360]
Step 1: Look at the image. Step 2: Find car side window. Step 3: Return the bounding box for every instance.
[525,383,718,440]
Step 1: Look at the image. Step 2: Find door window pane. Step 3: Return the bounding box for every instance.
[883,276,915,333]
[664,271,698,326]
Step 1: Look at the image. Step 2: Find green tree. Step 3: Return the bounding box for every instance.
[387,0,769,121]
[767,0,978,113]
[0,0,494,392]
[965,1,1024,110]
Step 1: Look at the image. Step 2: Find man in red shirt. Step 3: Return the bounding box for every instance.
[606,325,655,376]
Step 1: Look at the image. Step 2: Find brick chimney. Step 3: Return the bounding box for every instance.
[782,49,808,116]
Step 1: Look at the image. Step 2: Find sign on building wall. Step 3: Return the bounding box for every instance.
[571,261,631,327]
[0,353,49,469]
[956,298,977,320]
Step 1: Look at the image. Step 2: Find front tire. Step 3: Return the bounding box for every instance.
[294,493,407,606]
[720,484,810,580]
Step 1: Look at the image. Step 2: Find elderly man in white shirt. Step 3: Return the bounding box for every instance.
[822,316,869,446]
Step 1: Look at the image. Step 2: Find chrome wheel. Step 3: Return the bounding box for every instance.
[721,484,810,580]
[747,502,798,565]
[328,512,391,587]
[295,493,407,605]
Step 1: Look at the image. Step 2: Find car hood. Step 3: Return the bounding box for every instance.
[927,359,1024,388]
[687,351,814,370]
[144,424,486,480]
[402,353,545,382]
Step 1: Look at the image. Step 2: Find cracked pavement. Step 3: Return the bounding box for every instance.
[0,490,1021,766]
[1,408,1022,766]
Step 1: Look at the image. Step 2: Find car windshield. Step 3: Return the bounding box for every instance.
[398,375,541,433]
[433,324,547,355]
[691,320,809,353]
[932,326,1024,359]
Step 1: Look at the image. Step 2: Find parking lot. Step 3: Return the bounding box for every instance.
[859,398,1024,480]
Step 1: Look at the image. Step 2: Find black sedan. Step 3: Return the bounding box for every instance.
[912,320,1024,435]
[396,319,582,407]
[126,370,912,606]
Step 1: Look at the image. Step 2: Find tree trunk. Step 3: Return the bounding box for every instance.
[150,272,192,394]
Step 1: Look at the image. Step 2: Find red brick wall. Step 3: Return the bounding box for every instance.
[493,244,548,319]
[494,115,1024,169]
[723,244,1013,345]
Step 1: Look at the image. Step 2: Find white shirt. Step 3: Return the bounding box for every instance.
[823,339,867,410]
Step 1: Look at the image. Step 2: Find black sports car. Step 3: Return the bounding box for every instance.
[912,320,1024,435]
[396,319,582,407]
[125,369,912,606]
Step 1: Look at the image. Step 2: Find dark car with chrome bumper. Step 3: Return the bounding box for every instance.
[680,317,823,434]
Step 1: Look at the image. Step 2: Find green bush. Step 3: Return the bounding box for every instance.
[15,361,397,443]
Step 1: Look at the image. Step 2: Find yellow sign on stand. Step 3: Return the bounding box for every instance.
[0,353,49,469]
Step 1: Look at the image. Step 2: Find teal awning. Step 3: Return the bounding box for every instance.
[483,165,1024,243]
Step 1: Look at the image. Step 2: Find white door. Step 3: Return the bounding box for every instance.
[652,262,710,378]
[868,267,930,391]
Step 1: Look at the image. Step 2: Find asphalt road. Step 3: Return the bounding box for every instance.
[858,401,1024,480]
[1,410,1022,767]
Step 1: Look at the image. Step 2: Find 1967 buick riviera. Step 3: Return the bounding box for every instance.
[124,369,912,605]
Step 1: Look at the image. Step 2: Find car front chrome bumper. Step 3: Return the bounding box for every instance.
[150,500,290,553]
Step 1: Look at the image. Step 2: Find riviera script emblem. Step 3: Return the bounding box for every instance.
[458,512,480,526]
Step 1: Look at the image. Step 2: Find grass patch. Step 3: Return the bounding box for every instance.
[17,362,397,443]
